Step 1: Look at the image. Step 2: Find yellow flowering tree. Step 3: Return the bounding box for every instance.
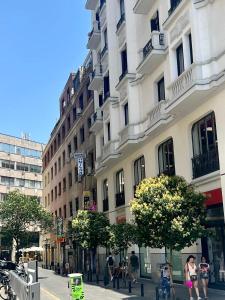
[131,175,207,263]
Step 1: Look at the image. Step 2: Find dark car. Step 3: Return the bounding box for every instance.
[0,260,17,270]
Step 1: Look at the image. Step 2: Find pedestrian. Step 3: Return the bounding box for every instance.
[65,262,70,276]
[199,256,210,299]
[106,252,115,281]
[184,255,202,300]
[129,250,139,283]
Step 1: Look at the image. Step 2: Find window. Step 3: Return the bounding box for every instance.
[158,138,175,176]
[124,103,129,126]
[121,48,128,77]
[1,160,14,170]
[62,125,66,140]
[51,189,53,202]
[103,179,108,200]
[151,11,160,32]
[64,204,67,219]
[47,172,50,184]
[62,98,66,114]
[120,0,125,16]
[99,94,103,107]
[58,156,61,172]
[67,88,70,103]
[69,201,73,217]
[69,172,72,188]
[57,132,61,147]
[54,139,57,153]
[0,176,14,186]
[74,167,78,183]
[134,156,146,188]
[104,28,108,48]
[87,117,92,129]
[51,167,53,180]
[58,182,61,196]
[63,177,66,192]
[54,162,57,176]
[62,151,66,166]
[73,107,77,122]
[74,136,78,151]
[103,75,110,99]
[68,143,72,159]
[75,197,79,212]
[80,126,85,144]
[48,193,50,205]
[55,210,57,217]
[107,122,111,141]
[67,115,71,131]
[50,145,53,158]
[189,33,193,64]
[55,186,57,200]
[59,207,62,217]
[79,94,84,111]
[157,77,165,102]
[192,112,219,178]
[176,43,185,76]
[115,169,125,207]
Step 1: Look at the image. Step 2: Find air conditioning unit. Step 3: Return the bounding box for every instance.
[76,107,83,115]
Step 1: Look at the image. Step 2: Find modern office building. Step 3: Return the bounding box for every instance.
[0,132,44,258]
[42,54,97,272]
[86,0,225,287]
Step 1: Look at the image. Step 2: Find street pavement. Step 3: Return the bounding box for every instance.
[39,267,225,300]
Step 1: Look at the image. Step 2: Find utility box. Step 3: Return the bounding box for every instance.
[68,273,85,300]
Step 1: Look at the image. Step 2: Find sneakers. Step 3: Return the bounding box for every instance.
[190,297,194,300]
[198,297,202,300]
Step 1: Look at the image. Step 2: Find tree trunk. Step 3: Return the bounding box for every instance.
[169,247,176,298]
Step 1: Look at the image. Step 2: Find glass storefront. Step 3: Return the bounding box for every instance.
[139,247,152,278]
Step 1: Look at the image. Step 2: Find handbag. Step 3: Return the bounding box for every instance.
[190,274,197,281]
[185,280,193,288]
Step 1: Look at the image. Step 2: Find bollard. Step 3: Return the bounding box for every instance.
[113,277,116,289]
[96,274,99,284]
[128,281,132,293]
[116,277,120,289]
[141,283,144,297]
[90,270,93,282]
[155,286,159,300]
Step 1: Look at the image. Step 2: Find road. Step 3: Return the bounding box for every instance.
[39,268,138,300]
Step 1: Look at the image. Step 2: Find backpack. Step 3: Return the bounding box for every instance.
[108,256,114,266]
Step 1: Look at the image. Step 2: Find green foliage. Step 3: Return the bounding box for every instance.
[131,175,207,251]
[110,223,138,252]
[0,190,53,249]
[72,210,111,249]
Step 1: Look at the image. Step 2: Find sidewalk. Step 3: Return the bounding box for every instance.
[85,275,225,300]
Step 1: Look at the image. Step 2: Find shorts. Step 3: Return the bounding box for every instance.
[200,273,209,280]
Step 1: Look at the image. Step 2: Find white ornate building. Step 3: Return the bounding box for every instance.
[86,0,225,286]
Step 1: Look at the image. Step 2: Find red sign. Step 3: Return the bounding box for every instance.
[203,188,223,207]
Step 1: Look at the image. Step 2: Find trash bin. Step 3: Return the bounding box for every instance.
[68,273,85,300]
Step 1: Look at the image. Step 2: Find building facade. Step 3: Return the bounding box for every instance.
[42,54,97,273]
[86,0,225,287]
[0,133,44,258]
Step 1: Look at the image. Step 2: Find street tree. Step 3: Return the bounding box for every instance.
[0,190,53,260]
[110,223,137,257]
[72,210,111,274]
[131,175,207,266]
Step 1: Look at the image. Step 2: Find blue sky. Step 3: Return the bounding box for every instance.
[0,0,90,144]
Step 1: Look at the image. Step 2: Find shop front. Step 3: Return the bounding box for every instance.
[201,188,225,289]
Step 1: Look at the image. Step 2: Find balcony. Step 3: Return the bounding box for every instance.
[116,13,125,32]
[103,198,109,212]
[119,123,144,151]
[89,64,103,91]
[85,0,98,10]
[133,0,154,14]
[192,148,219,179]
[168,0,183,16]
[145,100,172,135]
[102,140,119,163]
[137,32,166,74]
[87,21,101,50]
[115,192,125,207]
[90,108,103,132]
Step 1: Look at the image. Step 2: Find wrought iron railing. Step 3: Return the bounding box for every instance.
[192,148,219,179]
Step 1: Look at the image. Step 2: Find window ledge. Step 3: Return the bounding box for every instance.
[191,170,220,187]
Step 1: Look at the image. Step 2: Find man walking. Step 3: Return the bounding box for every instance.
[106,252,115,281]
[129,251,139,283]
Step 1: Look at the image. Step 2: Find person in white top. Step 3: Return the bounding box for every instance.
[184,255,202,300]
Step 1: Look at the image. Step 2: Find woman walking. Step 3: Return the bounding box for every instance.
[184,255,202,300]
[199,256,210,299]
